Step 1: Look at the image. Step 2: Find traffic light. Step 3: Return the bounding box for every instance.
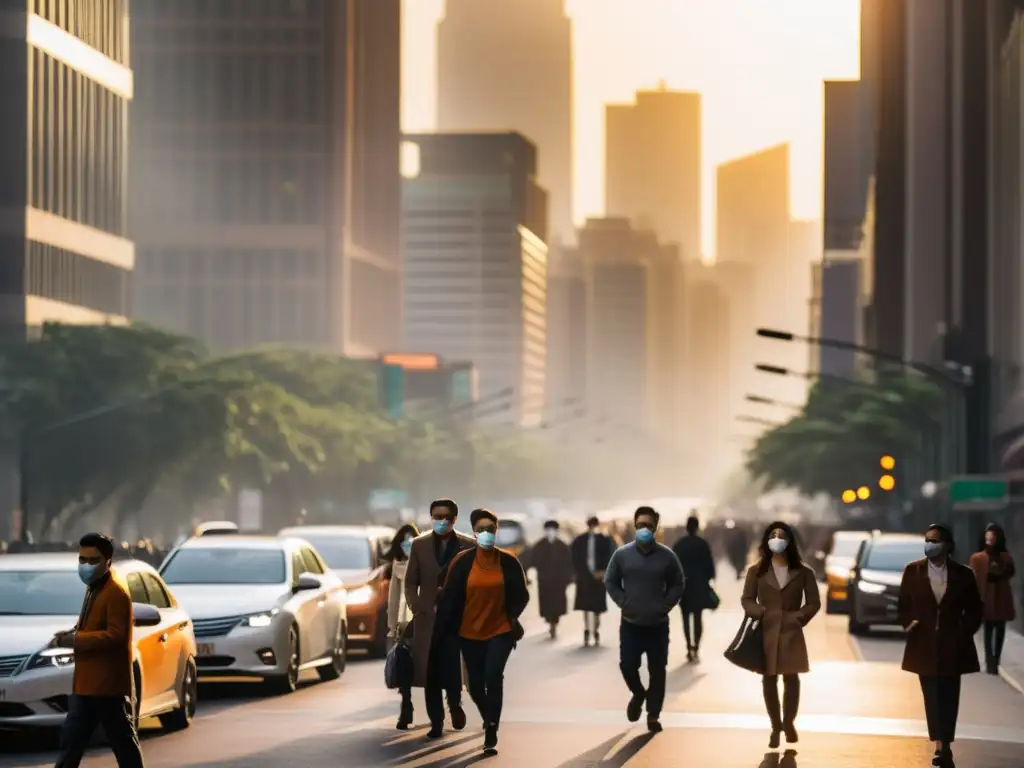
[880,455,896,471]
[381,364,404,419]
[841,489,856,504]
[879,474,896,492]
[856,486,871,501]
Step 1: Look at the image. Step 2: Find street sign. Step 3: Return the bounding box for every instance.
[381,364,404,418]
[949,476,1009,510]
[369,488,408,511]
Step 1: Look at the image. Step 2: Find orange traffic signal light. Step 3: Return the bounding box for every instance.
[841,489,856,504]
[880,455,896,471]
[879,474,896,491]
[857,486,871,500]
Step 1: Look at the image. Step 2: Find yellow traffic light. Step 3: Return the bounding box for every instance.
[841,489,856,504]
[857,486,871,500]
[879,474,896,491]
[880,455,896,471]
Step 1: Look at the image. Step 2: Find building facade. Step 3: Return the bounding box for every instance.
[605,86,702,261]
[0,0,134,333]
[436,0,573,242]
[401,132,548,426]
[545,244,587,418]
[130,0,401,354]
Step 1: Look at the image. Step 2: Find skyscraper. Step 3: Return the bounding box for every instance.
[436,0,573,241]
[546,246,587,418]
[401,132,548,426]
[0,0,133,333]
[605,86,702,262]
[130,0,401,354]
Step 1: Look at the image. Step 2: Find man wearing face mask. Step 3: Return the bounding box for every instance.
[52,532,145,768]
[571,516,616,646]
[604,507,685,733]
[405,499,474,738]
[524,520,574,638]
[899,524,983,767]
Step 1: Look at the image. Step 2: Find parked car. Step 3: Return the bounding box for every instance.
[278,525,396,657]
[824,530,872,614]
[159,535,347,693]
[0,554,198,732]
[847,532,922,635]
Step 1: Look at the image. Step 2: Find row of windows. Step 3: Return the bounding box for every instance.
[134,0,321,22]
[136,248,324,280]
[29,50,127,235]
[132,20,322,48]
[132,124,326,155]
[32,0,128,64]
[25,241,131,316]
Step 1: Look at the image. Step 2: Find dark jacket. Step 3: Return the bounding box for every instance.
[434,548,530,646]
[604,542,685,626]
[898,558,983,676]
[73,572,134,697]
[968,551,1016,622]
[672,534,716,612]
[570,531,615,613]
[524,538,574,621]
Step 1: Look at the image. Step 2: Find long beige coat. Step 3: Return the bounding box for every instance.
[403,530,474,688]
[741,562,821,676]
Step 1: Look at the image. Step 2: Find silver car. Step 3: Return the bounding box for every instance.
[159,535,347,694]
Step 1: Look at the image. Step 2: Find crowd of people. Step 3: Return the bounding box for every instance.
[24,506,1017,766]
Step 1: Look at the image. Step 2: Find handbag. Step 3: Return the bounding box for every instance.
[384,637,414,690]
[707,586,721,612]
[723,615,765,674]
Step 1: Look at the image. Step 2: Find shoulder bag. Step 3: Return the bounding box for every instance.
[723,615,765,674]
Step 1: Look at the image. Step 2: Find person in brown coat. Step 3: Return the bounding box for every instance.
[741,521,820,749]
[968,522,1016,675]
[52,532,144,768]
[899,523,983,768]
[404,498,474,738]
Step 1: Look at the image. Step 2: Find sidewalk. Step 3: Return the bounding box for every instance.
[985,625,1024,695]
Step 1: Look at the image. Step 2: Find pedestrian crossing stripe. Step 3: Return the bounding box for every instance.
[499,708,1024,745]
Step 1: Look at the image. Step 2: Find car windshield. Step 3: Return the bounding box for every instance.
[299,536,371,571]
[161,548,286,584]
[831,536,866,558]
[865,540,922,571]
[0,571,85,615]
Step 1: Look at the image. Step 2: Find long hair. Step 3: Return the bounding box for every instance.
[387,522,420,562]
[755,520,804,575]
[978,522,1008,555]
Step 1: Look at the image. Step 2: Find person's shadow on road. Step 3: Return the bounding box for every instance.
[758,749,797,768]
[552,730,656,767]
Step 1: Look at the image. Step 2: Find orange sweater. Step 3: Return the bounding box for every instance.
[459,550,511,641]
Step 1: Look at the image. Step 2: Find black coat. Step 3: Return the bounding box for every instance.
[433,548,530,647]
[525,539,574,621]
[570,532,615,613]
[672,534,716,612]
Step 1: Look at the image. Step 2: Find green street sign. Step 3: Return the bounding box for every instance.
[948,476,1009,510]
[369,488,407,511]
[381,364,404,419]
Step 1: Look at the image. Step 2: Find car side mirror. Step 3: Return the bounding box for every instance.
[294,574,322,592]
[133,603,161,627]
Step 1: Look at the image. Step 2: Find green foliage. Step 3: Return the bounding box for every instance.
[744,370,945,498]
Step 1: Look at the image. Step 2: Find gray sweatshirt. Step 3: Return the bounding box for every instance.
[604,541,686,625]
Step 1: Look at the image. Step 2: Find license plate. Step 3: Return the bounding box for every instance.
[197,643,215,656]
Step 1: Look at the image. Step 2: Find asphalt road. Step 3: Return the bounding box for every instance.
[5,568,1024,767]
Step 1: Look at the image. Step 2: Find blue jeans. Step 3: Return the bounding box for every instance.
[55,694,144,768]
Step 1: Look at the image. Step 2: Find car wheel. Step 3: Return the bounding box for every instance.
[317,621,347,682]
[266,625,300,695]
[159,657,198,731]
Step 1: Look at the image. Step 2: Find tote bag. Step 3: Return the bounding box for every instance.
[723,615,765,674]
[384,638,414,690]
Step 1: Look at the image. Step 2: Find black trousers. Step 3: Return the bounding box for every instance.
[680,608,704,650]
[425,641,463,727]
[984,620,1007,670]
[919,675,962,744]
[55,694,145,768]
[619,621,670,718]
[460,632,515,728]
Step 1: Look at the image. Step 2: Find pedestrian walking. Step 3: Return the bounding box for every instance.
[404,499,475,738]
[386,522,419,729]
[434,508,529,755]
[525,520,574,638]
[900,523,983,767]
[53,533,145,768]
[571,516,615,646]
[604,506,685,733]
[672,514,716,662]
[728,522,751,580]
[968,523,1016,675]
[740,521,820,749]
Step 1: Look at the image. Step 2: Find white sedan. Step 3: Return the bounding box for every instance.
[158,535,347,694]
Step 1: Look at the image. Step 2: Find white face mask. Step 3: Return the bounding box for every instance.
[768,538,788,555]
[545,529,557,542]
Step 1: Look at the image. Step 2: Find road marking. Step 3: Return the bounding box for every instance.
[499,708,1024,744]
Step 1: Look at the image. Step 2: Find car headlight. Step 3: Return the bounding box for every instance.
[241,609,280,628]
[857,580,886,594]
[346,585,374,605]
[27,648,75,672]
[826,565,850,581]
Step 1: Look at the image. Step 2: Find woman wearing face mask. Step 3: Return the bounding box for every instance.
[741,521,820,749]
[434,509,529,755]
[387,522,420,729]
[968,523,1016,675]
[524,520,574,639]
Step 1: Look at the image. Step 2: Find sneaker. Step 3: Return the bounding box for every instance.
[647,717,663,733]
[449,702,467,731]
[626,692,645,722]
[483,724,498,753]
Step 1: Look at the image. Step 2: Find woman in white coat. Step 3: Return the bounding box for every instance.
[387,522,420,729]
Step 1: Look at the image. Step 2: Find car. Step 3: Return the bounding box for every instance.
[847,532,922,635]
[824,530,872,614]
[278,525,396,658]
[193,521,239,537]
[0,554,198,732]
[158,535,347,693]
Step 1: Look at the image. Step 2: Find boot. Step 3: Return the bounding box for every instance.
[397,693,413,730]
[782,676,800,743]
[762,676,782,748]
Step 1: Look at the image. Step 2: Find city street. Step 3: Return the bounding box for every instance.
[6,572,1024,767]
